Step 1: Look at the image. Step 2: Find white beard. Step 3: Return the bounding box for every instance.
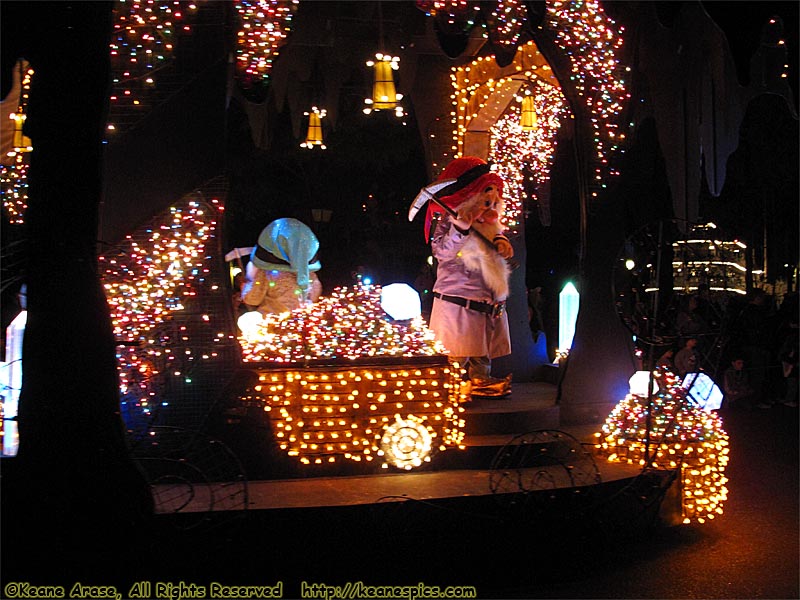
[460,219,510,300]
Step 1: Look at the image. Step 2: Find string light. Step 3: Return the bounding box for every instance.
[594,367,730,524]
[234,0,299,83]
[488,79,565,232]
[484,0,527,49]
[108,0,198,132]
[100,197,224,423]
[237,283,446,363]
[415,1,481,33]
[450,41,566,232]
[244,362,466,468]
[546,0,630,199]
[1,63,33,224]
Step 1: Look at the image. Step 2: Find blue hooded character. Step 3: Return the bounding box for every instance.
[242,218,322,315]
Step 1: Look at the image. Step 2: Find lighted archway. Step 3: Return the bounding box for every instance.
[451,41,567,233]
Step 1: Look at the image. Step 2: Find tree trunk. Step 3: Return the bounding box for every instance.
[2,2,154,583]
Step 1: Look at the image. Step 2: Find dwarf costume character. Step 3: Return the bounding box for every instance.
[423,156,513,398]
[242,218,323,316]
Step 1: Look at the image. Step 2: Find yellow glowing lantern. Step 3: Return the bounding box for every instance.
[10,113,32,152]
[520,95,537,131]
[364,54,404,117]
[300,107,326,149]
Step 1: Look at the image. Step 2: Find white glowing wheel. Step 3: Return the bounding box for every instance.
[380,415,433,470]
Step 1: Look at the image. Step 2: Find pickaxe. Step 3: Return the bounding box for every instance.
[408,178,500,252]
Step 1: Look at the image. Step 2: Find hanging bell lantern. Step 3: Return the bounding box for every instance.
[10,112,32,153]
[520,95,537,131]
[364,53,404,117]
[300,107,326,149]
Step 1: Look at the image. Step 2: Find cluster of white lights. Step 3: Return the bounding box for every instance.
[100,198,224,417]
[381,414,435,470]
[235,0,299,81]
[546,0,630,198]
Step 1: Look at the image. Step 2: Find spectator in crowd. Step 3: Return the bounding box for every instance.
[732,288,775,405]
[674,337,699,378]
[723,356,765,409]
[657,346,676,371]
[778,326,798,408]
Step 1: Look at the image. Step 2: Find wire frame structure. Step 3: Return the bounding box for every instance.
[129,425,248,529]
[100,176,240,435]
[489,429,602,518]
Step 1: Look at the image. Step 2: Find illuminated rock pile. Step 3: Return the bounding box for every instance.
[238,283,446,364]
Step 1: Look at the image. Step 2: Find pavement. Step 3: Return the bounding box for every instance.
[486,400,800,599]
[140,399,799,599]
[1,396,796,599]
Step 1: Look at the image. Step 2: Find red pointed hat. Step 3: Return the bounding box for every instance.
[424,156,504,240]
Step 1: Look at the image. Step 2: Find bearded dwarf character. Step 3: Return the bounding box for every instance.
[242,218,323,316]
[423,156,514,398]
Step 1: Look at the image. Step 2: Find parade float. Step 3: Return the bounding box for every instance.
[94,189,468,474]
[235,281,468,470]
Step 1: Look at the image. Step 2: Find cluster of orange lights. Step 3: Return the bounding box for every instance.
[1,63,33,224]
[249,364,467,469]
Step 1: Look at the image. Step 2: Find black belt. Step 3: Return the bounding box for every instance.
[433,292,506,318]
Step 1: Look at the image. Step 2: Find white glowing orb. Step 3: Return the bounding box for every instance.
[237,310,266,341]
[380,283,421,321]
[380,415,433,470]
[629,370,658,397]
[682,372,723,412]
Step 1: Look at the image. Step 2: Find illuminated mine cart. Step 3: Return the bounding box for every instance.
[594,436,729,525]
[593,373,730,525]
[245,357,466,470]
[234,283,469,471]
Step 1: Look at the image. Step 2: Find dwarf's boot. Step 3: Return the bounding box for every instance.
[471,374,512,398]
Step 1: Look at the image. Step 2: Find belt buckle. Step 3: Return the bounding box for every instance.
[492,302,505,318]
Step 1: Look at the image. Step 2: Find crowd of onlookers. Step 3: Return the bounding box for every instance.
[660,288,798,410]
